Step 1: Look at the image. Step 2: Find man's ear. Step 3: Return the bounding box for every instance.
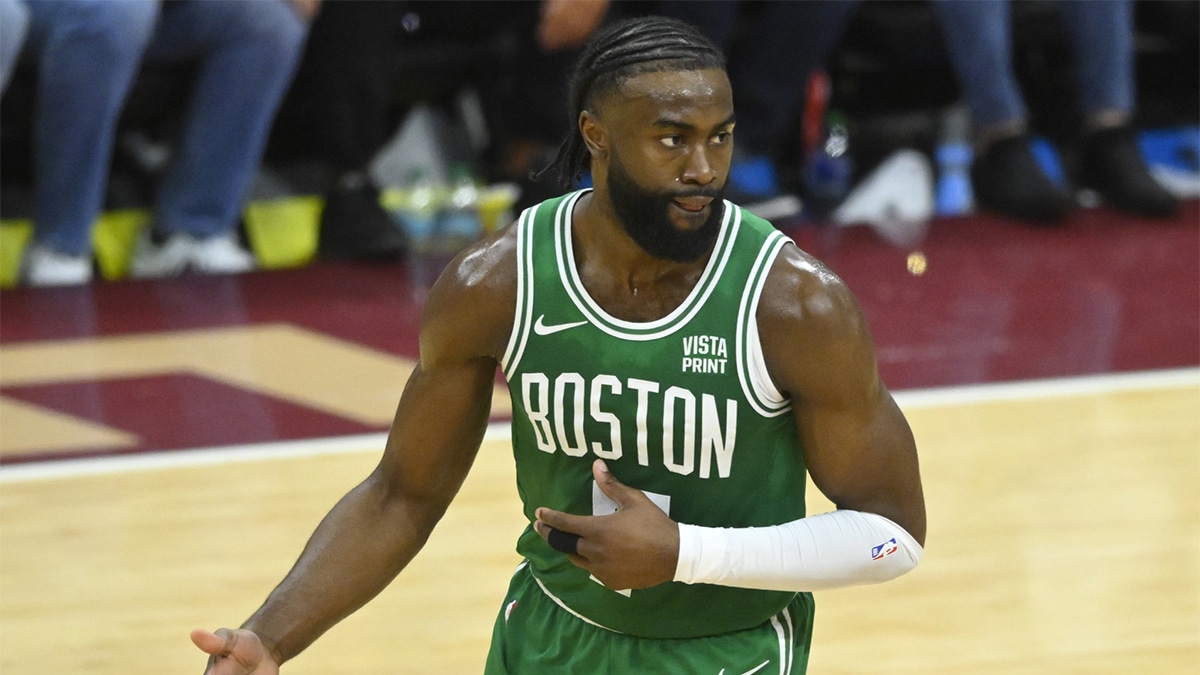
[580,111,608,160]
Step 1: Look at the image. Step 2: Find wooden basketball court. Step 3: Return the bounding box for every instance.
[1,370,1195,674]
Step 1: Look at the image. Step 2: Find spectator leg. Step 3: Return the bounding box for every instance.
[1058,0,1134,122]
[145,0,307,239]
[930,0,1028,138]
[0,0,29,93]
[24,0,158,255]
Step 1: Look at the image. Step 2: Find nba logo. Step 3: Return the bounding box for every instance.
[871,538,898,561]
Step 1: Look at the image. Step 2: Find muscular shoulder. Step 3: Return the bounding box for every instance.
[756,243,878,399]
[420,225,519,365]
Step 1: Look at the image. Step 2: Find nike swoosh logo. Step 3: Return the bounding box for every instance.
[717,660,770,675]
[533,315,588,336]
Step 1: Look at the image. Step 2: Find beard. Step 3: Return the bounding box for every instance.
[606,153,725,263]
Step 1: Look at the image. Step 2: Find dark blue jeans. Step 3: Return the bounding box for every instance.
[931,0,1135,133]
[23,0,307,255]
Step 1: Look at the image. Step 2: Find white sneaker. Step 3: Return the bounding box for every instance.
[22,245,93,287]
[129,231,193,278]
[130,231,256,278]
[189,233,256,274]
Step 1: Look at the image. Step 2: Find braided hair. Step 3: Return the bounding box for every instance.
[538,16,727,187]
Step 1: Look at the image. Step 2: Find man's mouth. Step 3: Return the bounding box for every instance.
[672,196,714,213]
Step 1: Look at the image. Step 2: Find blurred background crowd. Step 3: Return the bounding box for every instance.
[0,0,1196,287]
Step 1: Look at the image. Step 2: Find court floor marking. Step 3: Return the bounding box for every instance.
[1,367,1195,485]
[892,367,1198,408]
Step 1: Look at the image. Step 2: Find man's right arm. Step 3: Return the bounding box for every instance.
[242,365,499,663]
[195,228,519,670]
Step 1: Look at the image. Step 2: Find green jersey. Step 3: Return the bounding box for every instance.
[501,190,807,639]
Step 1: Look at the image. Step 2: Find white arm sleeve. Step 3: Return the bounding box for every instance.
[673,510,923,592]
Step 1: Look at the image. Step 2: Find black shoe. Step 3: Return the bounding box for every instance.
[319,172,408,260]
[970,135,1073,224]
[1078,125,1179,218]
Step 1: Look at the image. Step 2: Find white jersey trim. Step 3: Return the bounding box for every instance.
[737,227,791,417]
[501,204,539,376]
[781,601,796,674]
[769,609,794,675]
[557,192,741,341]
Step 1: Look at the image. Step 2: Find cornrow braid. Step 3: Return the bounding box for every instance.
[537,16,726,187]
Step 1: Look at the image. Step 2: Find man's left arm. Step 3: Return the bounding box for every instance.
[672,245,926,591]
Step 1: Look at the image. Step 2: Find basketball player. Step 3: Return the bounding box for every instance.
[193,17,926,674]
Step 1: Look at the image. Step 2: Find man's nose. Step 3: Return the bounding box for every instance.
[681,145,716,186]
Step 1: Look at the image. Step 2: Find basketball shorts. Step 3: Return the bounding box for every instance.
[484,562,815,674]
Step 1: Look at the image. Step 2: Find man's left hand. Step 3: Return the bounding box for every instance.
[534,460,679,590]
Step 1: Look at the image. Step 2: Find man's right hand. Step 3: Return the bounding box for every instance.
[191,627,281,674]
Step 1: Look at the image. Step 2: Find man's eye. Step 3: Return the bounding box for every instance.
[711,131,732,145]
[659,135,685,148]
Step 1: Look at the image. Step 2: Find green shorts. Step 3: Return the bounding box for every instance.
[484,562,815,674]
